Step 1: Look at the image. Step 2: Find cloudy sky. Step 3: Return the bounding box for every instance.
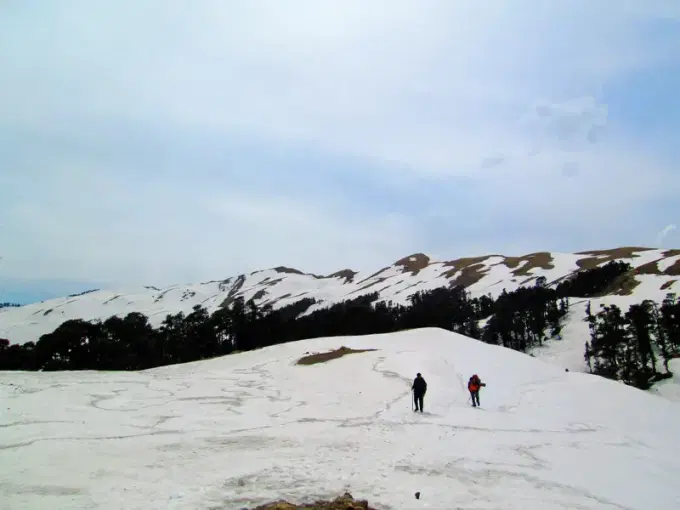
[1,1,679,303]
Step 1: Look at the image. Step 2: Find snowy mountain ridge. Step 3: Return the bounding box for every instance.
[1,246,679,349]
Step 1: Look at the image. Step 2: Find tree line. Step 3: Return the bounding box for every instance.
[0,278,572,371]
[3,259,673,392]
[584,293,680,389]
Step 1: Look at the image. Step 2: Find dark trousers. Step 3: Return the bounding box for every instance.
[414,392,424,411]
[470,390,480,407]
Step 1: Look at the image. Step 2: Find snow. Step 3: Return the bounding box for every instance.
[650,359,680,402]
[529,273,679,374]
[529,299,591,372]
[536,252,583,284]
[1,328,679,510]
[3,249,679,347]
[465,256,510,297]
[620,249,669,268]
[658,255,680,273]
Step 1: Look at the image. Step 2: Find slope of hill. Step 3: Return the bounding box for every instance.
[1,328,678,509]
[2,247,679,350]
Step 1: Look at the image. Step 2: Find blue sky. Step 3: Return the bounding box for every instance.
[1,1,679,304]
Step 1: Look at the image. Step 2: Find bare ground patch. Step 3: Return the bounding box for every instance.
[442,255,493,288]
[575,246,653,270]
[251,289,268,301]
[296,346,377,366]
[355,267,391,286]
[273,266,306,276]
[394,253,431,275]
[661,280,676,290]
[654,249,680,275]
[263,278,285,287]
[346,277,391,296]
[605,273,642,296]
[324,269,358,283]
[271,267,327,280]
[218,274,246,308]
[502,252,555,277]
[664,258,680,276]
[249,492,377,509]
[348,266,394,295]
[636,261,662,275]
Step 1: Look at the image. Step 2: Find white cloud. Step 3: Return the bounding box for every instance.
[1,167,420,285]
[519,96,609,153]
[656,225,677,246]
[1,0,679,289]
[4,1,675,176]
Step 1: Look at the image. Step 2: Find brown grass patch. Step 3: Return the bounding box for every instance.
[664,258,680,276]
[661,280,676,290]
[296,346,377,365]
[442,255,492,288]
[325,269,357,283]
[263,278,285,287]
[251,289,267,301]
[575,246,653,270]
[503,252,555,277]
[218,274,246,308]
[607,274,641,296]
[660,249,680,275]
[635,261,661,275]
[347,276,390,296]
[273,266,305,275]
[250,492,376,509]
[394,253,431,275]
[355,266,390,285]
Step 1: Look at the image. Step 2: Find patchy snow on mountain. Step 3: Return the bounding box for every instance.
[1,328,678,509]
[2,247,678,350]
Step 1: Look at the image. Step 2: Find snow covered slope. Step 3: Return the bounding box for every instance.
[1,328,678,509]
[2,247,679,348]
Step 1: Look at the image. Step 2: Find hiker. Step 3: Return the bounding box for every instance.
[412,373,427,412]
[467,374,486,407]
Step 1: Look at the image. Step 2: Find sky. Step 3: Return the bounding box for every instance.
[1,1,680,303]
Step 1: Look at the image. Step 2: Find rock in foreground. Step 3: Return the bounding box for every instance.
[249,492,377,509]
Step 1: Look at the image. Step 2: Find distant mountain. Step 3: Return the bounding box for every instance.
[1,247,678,366]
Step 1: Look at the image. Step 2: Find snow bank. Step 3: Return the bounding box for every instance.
[649,358,680,403]
[1,328,678,509]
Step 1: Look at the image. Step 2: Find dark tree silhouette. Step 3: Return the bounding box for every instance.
[0,283,569,372]
[585,294,680,389]
[4,259,673,395]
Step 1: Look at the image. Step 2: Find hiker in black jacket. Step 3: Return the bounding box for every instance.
[412,373,427,412]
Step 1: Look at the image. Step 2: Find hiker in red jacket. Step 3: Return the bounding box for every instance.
[468,374,486,407]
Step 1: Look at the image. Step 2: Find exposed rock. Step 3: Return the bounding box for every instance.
[661,280,676,290]
[218,274,246,308]
[354,267,391,286]
[273,266,306,275]
[325,269,358,283]
[394,253,430,275]
[248,492,377,509]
